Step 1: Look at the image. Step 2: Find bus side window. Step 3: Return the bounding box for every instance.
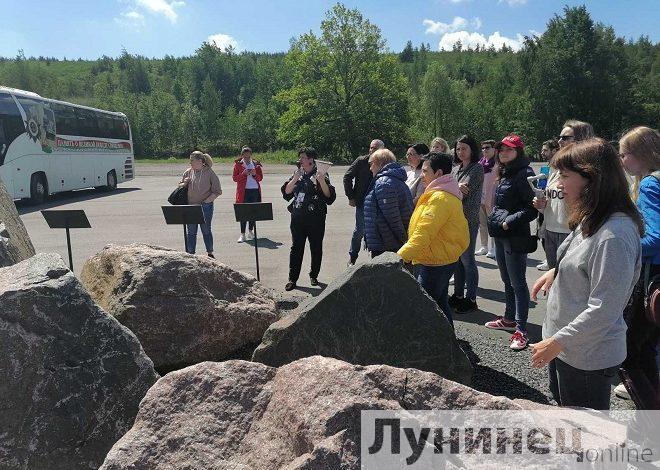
[53,103,79,136]
[0,93,26,165]
[97,113,114,139]
[113,116,129,140]
[76,108,100,138]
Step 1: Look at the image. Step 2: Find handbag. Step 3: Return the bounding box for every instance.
[643,264,660,326]
[168,186,188,205]
[508,235,538,254]
[618,367,660,410]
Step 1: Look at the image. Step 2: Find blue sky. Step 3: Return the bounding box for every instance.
[1,0,658,59]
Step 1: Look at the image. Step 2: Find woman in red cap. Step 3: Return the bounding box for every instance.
[485,134,538,350]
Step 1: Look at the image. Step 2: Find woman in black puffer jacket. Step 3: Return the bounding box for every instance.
[484,134,538,351]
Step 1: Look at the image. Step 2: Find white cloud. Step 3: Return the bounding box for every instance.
[437,30,525,51]
[115,10,145,27]
[135,0,185,23]
[499,0,528,5]
[449,0,470,3]
[423,17,469,35]
[207,33,240,51]
[473,17,482,30]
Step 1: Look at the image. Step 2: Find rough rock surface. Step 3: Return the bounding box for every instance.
[0,179,35,267]
[80,243,280,372]
[101,356,521,469]
[253,252,473,384]
[0,253,158,470]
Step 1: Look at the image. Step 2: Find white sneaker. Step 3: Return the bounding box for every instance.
[614,383,631,400]
[246,230,255,240]
[475,247,488,256]
[486,251,496,259]
[537,260,550,271]
[237,234,246,243]
[449,275,454,285]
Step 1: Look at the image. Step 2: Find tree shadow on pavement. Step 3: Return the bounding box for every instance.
[16,187,141,215]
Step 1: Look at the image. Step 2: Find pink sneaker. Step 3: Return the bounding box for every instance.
[509,330,529,350]
[484,316,517,332]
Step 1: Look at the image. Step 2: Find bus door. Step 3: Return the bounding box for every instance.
[72,107,98,189]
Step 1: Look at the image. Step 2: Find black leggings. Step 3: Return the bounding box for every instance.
[239,189,261,233]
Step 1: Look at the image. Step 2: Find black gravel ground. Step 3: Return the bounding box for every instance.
[454,322,635,410]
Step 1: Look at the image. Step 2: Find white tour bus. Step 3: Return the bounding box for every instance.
[0,86,134,204]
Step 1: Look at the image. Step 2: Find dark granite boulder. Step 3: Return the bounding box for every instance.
[253,252,473,385]
[0,253,158,470]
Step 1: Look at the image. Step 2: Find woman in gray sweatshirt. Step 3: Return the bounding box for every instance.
[530,139,644,410]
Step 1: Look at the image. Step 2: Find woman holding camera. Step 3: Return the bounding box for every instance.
[281,147,336,291]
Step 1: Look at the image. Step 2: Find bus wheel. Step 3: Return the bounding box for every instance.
[105,170,117,191]
[29,173,48,205]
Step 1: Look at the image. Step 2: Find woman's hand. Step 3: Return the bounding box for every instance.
[459,182,469,195]
[532,196,547,211]
[530,337,563,368]
[179,177,190,188]
[531,268,555,301]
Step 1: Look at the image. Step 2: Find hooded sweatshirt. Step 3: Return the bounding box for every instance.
[397,174,469,266]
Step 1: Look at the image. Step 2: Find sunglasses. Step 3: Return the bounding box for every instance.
[558,135,575,141]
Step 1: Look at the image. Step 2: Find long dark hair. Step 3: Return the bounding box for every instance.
[495,147,525,179]
[453,135,480,165]
[551,138,644,237]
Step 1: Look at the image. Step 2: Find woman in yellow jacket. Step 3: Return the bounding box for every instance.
[398,152,470,325]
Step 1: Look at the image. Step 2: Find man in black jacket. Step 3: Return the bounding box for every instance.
[343,139,384,265]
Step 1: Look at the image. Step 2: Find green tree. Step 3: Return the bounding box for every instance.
[519,6,630,142]
[419,62,467,142]
[276,3,410,160]
[399,40,415,63]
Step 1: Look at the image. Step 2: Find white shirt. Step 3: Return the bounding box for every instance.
[242,160,259,189]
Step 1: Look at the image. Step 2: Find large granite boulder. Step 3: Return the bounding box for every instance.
[80,243,280,372]
[100,356,517,469]
[0,178,35,267]
[103,357,624,469]
[253,252,473,384]
[0,253,159,470]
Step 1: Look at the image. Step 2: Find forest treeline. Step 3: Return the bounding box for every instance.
[0,4,657,161]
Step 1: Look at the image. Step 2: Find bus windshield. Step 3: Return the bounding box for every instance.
[0,93,25,166]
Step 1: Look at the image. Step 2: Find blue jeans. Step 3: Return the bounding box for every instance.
[548,358,618,409]
[186,202,214,254]
[349,205,365,261]
[494,237,529,331]
[454,223,479,300]
[417,263,457,326]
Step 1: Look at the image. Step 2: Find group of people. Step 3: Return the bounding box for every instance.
[176,122,659,411]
